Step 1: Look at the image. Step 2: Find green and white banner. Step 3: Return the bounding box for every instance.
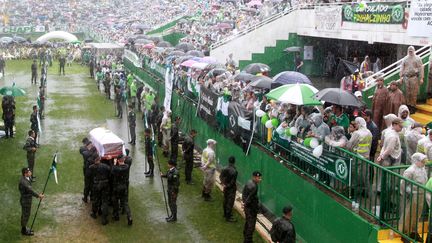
[289,142,351,185]
[0,26,38,33]
[342,2,405,24]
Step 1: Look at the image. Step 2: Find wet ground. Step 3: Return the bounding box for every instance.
[0,60,264,243]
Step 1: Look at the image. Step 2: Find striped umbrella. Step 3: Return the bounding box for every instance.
[265,84,321,105]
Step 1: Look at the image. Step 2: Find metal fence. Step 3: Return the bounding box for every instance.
[124,53,431,242]
[255,119,432,242]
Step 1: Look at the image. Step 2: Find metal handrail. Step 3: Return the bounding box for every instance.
[364,45,431,91]
[210,6,297,50]
[210,1,409,50]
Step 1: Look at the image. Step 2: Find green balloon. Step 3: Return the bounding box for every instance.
[304,138,312,147]
[261,115,269,124]
[271,118,279,128]
[285,128,291,136]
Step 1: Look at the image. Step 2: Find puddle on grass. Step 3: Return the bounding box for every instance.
[33,193,108,242]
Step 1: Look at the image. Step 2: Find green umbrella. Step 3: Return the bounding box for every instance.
[266,83,321,106]
[0,83,26,97]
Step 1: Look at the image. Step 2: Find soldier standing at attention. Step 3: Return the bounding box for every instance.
[2,95,15,138]
[242,171,262,243]
[115,85,122,118]
[111,155,133,225]
[89,58,95,79]
[89,156,111,225]
[220,156,238,222]
[182,129,197,184]
[19,167,44,236]
[59,56,66,75]
[270,206,296,243]
[128,105,136,145]
[23,130,37,181]
[31,60,37,84]
[144,128,154,177]
[170,117,181,163]
[30,105,39,143]
[161,159,180,222]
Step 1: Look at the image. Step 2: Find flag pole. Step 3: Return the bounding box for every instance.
[152,125,169,217]
[30,152,57,231]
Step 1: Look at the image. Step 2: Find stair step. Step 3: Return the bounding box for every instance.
[411,113,432,125]
[427,99,432,106]
[416,104,432,116]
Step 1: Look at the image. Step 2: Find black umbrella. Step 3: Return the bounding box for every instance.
[186,50,204,57]
[206,68,227,77]
[313,88,363,107]
[157,41,172,47]
[168,50,185,56]
[249,76,272,89]
[13,36,27,43]
[134,34,149,39]
[233,72,256,81]
[149,36,163,43]
[176,42,195,52]
[176,55,194,64]
[243,63,271,74]
[134,39,153,44]
[178,19,188,24]
[271,71,312,89]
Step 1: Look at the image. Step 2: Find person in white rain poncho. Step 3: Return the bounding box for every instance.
[398,105,415,164]
[308,113,330,142]
[405,123,424,164]
[380,114,398,146]
[417,129,432,155]
[325,126,348,148]
[377,118,403,193]
[399,153,428,241]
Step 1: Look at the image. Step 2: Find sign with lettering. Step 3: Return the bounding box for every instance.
[197,87,219,127]
[289,142,351,184]
[342,2,405,24]
[407,0,432,37]
[0,26,36,33]
[315,6,342,32]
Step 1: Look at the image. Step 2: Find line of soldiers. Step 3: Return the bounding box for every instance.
[79,138,133,226]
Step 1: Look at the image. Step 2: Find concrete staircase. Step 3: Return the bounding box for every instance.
[412,99,432,125]
[378,222,429,243]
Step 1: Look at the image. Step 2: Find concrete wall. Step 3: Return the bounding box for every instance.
[211,7,432,64]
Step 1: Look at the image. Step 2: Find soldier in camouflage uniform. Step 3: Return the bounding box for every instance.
[23,130,37,181]
[19,167,44,236]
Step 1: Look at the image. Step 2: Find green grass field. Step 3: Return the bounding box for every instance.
[0,60,264,243]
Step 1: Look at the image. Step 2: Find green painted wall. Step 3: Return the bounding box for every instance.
[125,59,379,243]
[146,17,186,35]
[162,32,186,46]
[238,33,325,77]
